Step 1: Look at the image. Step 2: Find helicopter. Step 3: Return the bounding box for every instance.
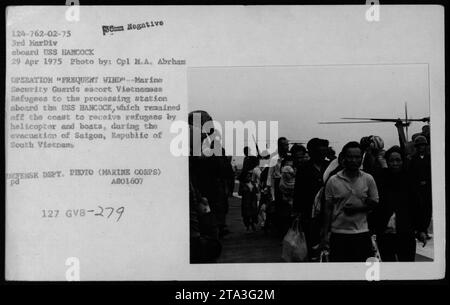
[318,102,430,142]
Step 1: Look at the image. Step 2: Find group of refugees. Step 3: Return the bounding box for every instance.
[189,110,432,263]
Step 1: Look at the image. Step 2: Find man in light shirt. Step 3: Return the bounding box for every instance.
[321,141,379,262]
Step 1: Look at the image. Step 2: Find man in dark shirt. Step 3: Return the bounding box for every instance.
[408,135,432,238]
[238,146,252,195]
[267,137,290,236]
[293,138,330,259]
[189,110,223,263]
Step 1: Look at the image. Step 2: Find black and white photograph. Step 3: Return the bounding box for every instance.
[188,64,434,264]
[3,4,445,283]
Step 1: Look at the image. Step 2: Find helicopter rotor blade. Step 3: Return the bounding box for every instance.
[341,118,401,122]
[341,117,429,123]
[404,118,429,122]
[319,121,389,124]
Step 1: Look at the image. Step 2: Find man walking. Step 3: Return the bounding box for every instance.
[293,138,330,259]
[408,135,432,239]
[267,137,290,236]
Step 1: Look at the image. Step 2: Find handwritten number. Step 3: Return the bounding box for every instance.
[116,207,125,222]
[105,207,114,218]
[94,205,104,217]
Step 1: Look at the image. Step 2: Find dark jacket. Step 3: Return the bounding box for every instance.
[372,168,427,235]
[406,152,432,232]
[293,160,329,218]
[189,158,222,263]
[408,152,431,189]
[190,156,223,206]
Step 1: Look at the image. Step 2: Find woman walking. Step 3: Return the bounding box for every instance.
[372,145,428,261]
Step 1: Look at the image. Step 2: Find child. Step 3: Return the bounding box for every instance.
[279,158,296,207]
[256,185,269,229]
[278,157,296,236]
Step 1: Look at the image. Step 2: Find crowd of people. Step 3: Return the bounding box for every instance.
[189,110,432,263]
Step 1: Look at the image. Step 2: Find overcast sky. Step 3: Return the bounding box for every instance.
[188,64,430,163]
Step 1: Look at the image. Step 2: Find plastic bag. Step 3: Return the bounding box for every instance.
[281,217,308,262]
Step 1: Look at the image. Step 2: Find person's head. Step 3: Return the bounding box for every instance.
[411,133,422,143]
[188,110,212,131]
[360,136,372,151]
[307,138,329,162]
[290,144,308,167]
[244,170,253,183]
[243,146,250,157]
[281,155,294,169]
[188,110,213,155]
[248,156,260,170]
[342,141,363,172]
[277,137,289,157]
[422,125,430,143]
[385,145,403,173]
[422,125,430,137]
[222,148,230,160]
[414,135,428,154]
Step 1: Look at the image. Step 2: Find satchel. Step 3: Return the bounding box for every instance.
[311,187,324,218]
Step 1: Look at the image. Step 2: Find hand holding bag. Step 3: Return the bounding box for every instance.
[319,249,329,262]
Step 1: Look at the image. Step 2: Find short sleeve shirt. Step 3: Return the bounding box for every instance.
[325,170,379,234]
[266,154,281,186]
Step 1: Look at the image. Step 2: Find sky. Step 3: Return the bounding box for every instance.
[188,64,430,166]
